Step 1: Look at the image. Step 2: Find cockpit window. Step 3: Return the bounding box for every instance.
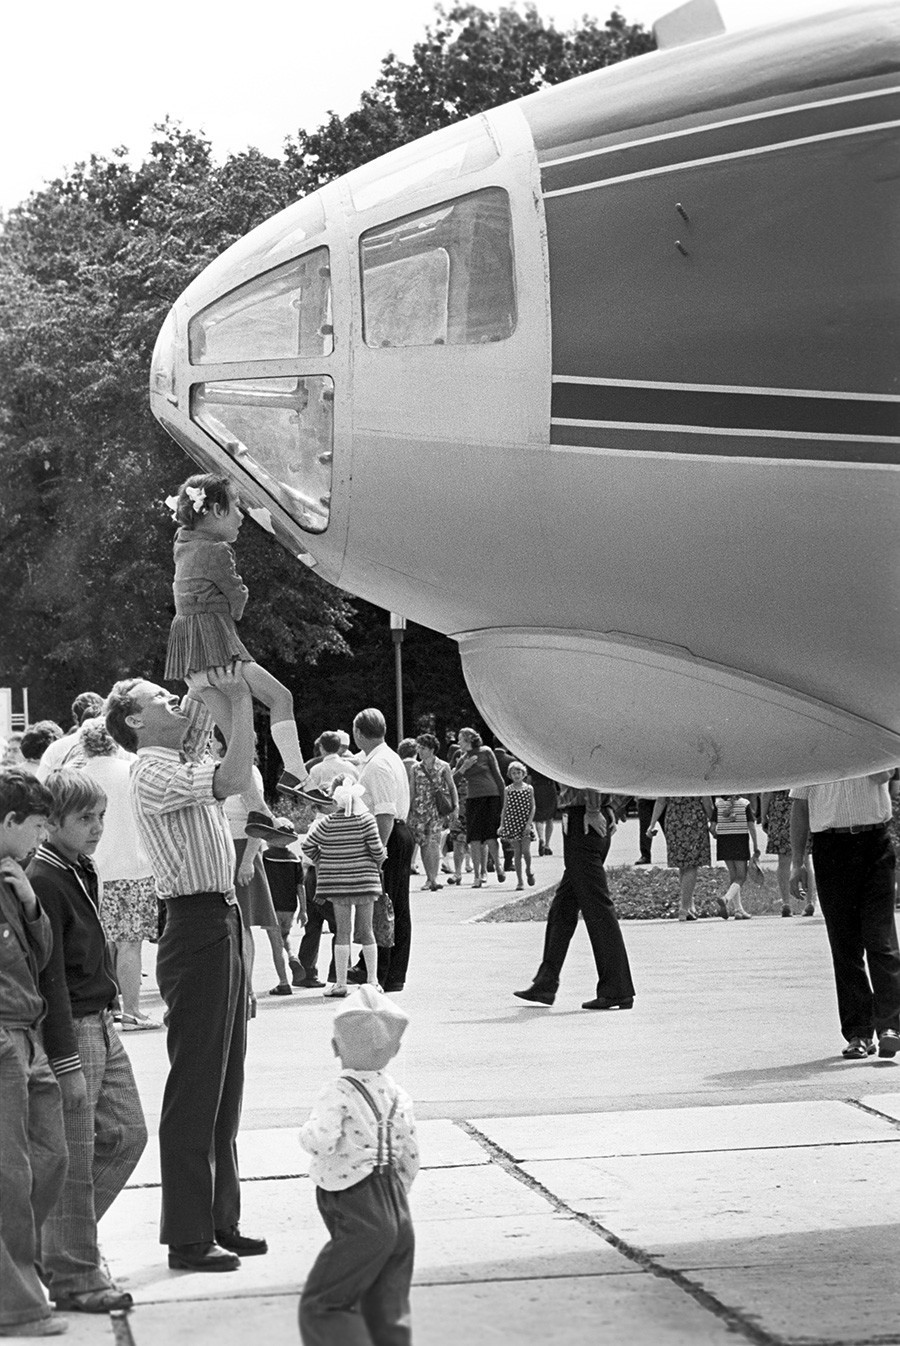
[360,188,516,349]
[189,248,332,364]
[349,116,498,214]
[191,375,333,534]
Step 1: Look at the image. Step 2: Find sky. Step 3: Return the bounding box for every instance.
[1,0,840,215]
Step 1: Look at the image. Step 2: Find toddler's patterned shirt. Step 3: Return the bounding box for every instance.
[300,1068,419,1193]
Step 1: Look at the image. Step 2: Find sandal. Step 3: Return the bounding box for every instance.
[120,1012,163,1031]
[841,1036,875,1059]
[54,1286,133,1313]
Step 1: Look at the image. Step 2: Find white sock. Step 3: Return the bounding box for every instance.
[361,943,379,985]
[270,719,307,780]
[333,944,350,987]
[724,882,741,909]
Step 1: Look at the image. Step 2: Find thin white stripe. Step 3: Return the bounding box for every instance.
[540,85,900,170]
[551,376,900,404]
[543,119,900,197]
[551,418,900,446]
[545,442,896,472]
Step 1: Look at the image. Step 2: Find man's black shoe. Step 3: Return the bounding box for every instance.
[582,996,634,1010]
[346,967,367,985]
[168,1241,240,1272]
[383,983,405,993]
[215,1227,268,1256]
[299,975,325,989]
[513,986,554,1006]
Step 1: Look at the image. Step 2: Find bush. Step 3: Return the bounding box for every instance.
[479,864,778,922]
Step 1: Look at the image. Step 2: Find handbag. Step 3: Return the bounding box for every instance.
[372,887,395,948]
[424,763,454,817]
[748,856,766,886]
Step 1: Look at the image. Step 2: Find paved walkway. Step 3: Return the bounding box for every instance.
[27,820,900,1346]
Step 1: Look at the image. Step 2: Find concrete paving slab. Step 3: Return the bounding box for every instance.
[861,1092,900,1123]
[126,1119,488,1188]
[412,1273,742,1346]
[471,1097,899,1160]
[126,1295,299,1346]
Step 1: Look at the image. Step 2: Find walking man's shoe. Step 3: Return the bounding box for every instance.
[168,1241,240,1272]
[877,1028,900,1058]
[215,1226,268,1256]
[841,1037,876,1059]
[582,995,634,1010]
[513,986,555,1006]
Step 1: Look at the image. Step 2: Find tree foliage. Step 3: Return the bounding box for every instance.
[0,6,652,738]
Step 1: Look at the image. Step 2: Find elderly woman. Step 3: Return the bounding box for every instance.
[78,717,162,1028]
[409,733,458,891]
[455,727,506,888]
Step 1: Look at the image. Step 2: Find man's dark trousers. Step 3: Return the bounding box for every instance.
[533,809,635,1000]
[811,827,900,1040]
[297,868,336,982]
[637,799,655,862]
[378,820,415,991]
[156,895,246,1246]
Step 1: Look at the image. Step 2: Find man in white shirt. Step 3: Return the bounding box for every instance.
[352,709,413,993]
[790,772,899,1059]
[36,692,104,780]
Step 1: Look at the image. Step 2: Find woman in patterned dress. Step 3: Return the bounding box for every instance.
[648,796,713,921]
[761,789,816,917]
[408,734,458,892]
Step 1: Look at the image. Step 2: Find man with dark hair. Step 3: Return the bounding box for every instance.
[105,663,266,1272]
[352,708,413,992]
[36,692,104,781]
[20,722,63,775]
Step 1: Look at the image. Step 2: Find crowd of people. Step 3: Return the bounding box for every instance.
[1,471,897,1340]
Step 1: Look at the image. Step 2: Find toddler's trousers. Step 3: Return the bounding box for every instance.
[300,1168,414,1346]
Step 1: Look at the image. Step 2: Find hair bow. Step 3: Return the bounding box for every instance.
[331,777,367,816]
[164,495,180,518]
[185,485,207,513]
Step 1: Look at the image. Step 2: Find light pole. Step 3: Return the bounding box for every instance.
[390,613,406,743]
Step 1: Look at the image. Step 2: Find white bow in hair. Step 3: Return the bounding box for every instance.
[332,778,367,815]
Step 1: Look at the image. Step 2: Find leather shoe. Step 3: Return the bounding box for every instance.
[168,1240,240,1272]
[215,1227,268,1256]
[877,1029,900,1058]
[582,996,634,1010]
[514,986,554,1006]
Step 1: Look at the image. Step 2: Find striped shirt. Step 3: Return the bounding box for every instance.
[301,811,386,900]
[129,697,235,900]
[714,797,752,834]
[790,777,891,833]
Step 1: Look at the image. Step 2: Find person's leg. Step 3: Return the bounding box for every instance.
[637,799,654,862]
[379,821,414,991]
[522,836,534,884]
[777,853,792,914]
[0,1030,66,1329]
[156,898,245,1247]
[486,837,502,880]
[211,905,247,1240]
[299,1180,396,1346]
[731,860,751,916]
[470,840,484,885]
[678,866,698,918]
[812,835,875,1042]
[264,927,290,987]
[530,859,580,997]
[512,840,524,888]
[90,1015,147,1224]
[452,836,466,882]
[195,686,268,815]
[420,833,441,888]
[858,835,900,1036]
[354,905,379,985]
[359,1172,414,1346]
[113,939,143,1019]
[240,663,306,780]
[565,822,635,1002]
[722,859,741,915]
[332,905,352,989]
[543,818,555,855]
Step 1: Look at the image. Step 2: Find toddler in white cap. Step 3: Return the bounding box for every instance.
[299,985,419,1344]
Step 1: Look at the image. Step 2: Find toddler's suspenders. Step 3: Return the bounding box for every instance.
[345,1077,400,1171]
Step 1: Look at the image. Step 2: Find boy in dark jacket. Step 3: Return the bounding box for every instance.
[29,770,147,1315]
[0,769,68,1339]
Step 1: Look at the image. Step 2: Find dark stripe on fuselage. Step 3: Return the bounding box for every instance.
[549,419,899,466]
[551,381,900,439]
[539,88,900,195]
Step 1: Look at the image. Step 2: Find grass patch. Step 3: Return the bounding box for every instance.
[479,865,781,922]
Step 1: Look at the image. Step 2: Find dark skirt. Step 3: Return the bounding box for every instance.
[233,839,278,928]
[466,794,502,843]
[717,832,750,862]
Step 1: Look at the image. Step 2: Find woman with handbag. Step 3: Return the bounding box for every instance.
[409,734,458,891]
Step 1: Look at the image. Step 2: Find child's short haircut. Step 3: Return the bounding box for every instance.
[507,761,526,778]
[44,768,107,822]
[0,768,53,822]
[318,730,343,755]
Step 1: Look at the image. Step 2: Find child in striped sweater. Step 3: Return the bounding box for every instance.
[301,778,387,997]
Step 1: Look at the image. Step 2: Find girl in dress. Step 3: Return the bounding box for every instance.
[498,762,536,890]
[712,794,760,920]
[301,777,387,997]
[163,473,328,834]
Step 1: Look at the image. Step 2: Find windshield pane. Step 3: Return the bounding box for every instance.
[350,116,498,213]
[360,188,516,348]
[191,375,333,534]
[189,248,332,364]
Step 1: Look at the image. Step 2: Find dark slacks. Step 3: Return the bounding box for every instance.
[155,895,246,1246]
[300,1168,414,1346]
[298,868,336,979]
[377,821,415,991]
[533,809,635,1000]
[812,828,900,1040]
[637,799,655,862]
